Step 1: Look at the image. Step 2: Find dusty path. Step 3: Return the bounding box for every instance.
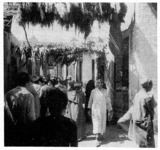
[78,123,138,147]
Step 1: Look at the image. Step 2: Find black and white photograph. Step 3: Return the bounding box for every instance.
[2,1,158,148]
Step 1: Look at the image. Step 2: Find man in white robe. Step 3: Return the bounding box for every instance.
[118,79,156,147]
[88,79,113,147]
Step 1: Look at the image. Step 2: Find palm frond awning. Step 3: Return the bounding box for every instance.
[4,2,127,39]
[47,37,107,54]
[47,44,106,66]
[39,38,107,66]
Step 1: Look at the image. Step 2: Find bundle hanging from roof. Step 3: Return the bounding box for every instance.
[4,2,127,39]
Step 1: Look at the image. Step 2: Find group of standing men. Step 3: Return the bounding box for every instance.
[4,71,113,147]
[5,72,77,146]
[4,71,156,148]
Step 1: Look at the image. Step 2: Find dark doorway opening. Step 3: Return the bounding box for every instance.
[121,37,129,113]
[92,59,95,80]
[97,53,105,80]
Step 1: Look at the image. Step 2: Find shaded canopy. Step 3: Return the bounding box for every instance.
[4,2,127,66]
[4,2,127,39]
[42,39,106,66]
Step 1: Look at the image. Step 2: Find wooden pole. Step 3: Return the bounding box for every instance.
[22,24,31,48]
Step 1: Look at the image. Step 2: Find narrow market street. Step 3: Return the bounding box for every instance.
[78,123,138,147]
[3,2,158,148]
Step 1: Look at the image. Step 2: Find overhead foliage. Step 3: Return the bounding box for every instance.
[49,51,79,66]
[118,3,127,23]
[4,2,127,39]
[46,41,106,66]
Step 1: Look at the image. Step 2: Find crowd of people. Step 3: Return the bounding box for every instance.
[4,72,99,146]
[4,72,156,147]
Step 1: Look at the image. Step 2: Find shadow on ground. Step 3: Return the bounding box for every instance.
[83,137,95,141]
[83,123,132,145]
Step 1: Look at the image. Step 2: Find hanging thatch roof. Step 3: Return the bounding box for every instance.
[4,2,127,38]
[42,37,107,66]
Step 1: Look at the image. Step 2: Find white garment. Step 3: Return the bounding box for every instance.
[118,88,151,145]
[132,89,149,122]
[26,83,41,119]
[88,88,112,135]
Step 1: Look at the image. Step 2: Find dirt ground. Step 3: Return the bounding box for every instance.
[78,123,157,147]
